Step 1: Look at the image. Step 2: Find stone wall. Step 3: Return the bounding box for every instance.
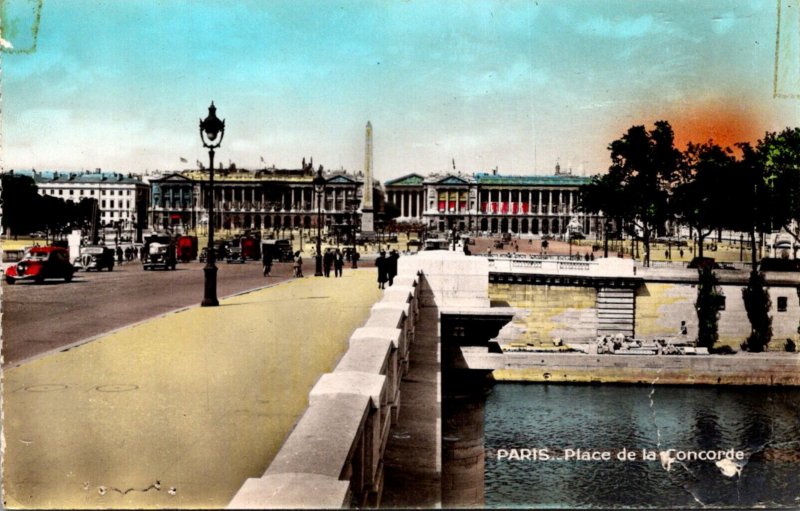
[637,283,800,349]
[489,284,597,343]
[492,280,800,350]
[494,352,800,385]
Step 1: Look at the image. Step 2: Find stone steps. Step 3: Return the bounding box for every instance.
[596,287,635,337]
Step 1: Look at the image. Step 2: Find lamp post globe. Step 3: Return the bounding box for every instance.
[313,168,326,277]
[200,101,225,307]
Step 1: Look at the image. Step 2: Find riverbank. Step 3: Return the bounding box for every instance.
[492,351,800,385]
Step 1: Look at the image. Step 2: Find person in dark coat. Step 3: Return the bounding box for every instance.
[387,249,399,286]
[116,246,123,264]
[333,248,344,277]
[323,248,333,278]
[376,250,388,289]
[262,250,273,277]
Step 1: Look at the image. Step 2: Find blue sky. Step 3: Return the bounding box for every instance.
[3,0,798,182]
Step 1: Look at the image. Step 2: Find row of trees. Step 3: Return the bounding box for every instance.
[580,121,800,268]
[581,121,800,352]
[1,173,99,239]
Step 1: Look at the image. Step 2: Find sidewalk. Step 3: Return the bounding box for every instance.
[2,268,381,509]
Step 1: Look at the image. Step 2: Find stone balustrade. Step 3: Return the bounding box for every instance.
[228,270,421,509]
[489,255,635,277]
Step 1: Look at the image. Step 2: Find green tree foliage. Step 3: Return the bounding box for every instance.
[755,127,800,242]
[741,271,772,352]
[580,121,682,266]
[1,173,42,237]
[674,142,736,259]
[695,266,721,349]
[1,173,98,239]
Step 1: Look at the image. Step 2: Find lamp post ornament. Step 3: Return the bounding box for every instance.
[199,102,225,307]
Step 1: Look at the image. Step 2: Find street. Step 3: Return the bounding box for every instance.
[2,260,294,367]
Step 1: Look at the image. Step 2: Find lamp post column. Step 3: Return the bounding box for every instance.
[202,147,219,307]
[315,200,323,276]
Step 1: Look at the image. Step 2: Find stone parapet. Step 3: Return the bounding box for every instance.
[228,271,422,508]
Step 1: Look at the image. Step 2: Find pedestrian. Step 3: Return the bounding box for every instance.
[387,249,399,286]
[262,249,273,277]
[680,248,684,259]
[334,248,344,277]
[376,250,388,289]
[116,246,123,264]
[323,248,333,278]
[352,250,360,268]
[293,251,303,278]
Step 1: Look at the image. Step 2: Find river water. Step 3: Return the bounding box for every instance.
[485,384,800,509]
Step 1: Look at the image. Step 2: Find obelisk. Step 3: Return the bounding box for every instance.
[360,121,375,233]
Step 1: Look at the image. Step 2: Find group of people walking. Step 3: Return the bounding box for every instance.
[322,248,345,277]
[263,248,357,279]
[375,249,399,289]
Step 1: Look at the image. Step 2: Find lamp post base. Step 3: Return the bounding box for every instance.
[201,265,219,307]
[315,255,323,277]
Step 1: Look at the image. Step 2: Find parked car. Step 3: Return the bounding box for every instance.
[79,246,115,271]
[5,246,75,284]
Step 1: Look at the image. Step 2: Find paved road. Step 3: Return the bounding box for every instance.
[1,260,296,367]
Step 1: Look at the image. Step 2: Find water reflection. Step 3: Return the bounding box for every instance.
[485,384,800,508]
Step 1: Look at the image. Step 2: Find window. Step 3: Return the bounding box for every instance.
[102,200,106,208]
[110,200,115,208]
[69,190,74,195]
[58,190,63,196]
[778,297,788,312]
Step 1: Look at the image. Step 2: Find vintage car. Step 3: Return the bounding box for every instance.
[5,246,75,284]
[79,246,115,271]
[261,239,294,262]
[142,234,177,270]
[225,246,247,264]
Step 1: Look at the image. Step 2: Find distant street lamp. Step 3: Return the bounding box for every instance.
[199,101,225,307]
[313,168,326,277]
[739,233,744,262]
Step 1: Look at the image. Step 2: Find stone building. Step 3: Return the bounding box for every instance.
[384,164,601,236]
[149,159,368,233]
[11,169,149,230]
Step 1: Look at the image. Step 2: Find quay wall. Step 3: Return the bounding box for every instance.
[494,352,800,385]
[491,281,800,349]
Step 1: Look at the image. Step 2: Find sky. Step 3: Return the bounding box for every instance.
[2,0,799,183]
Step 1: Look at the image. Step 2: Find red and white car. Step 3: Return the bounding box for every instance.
[4,246,75,284]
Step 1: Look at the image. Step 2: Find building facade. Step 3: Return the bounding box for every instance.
[149,160,367,233]
[384,166,601,236]
[14,169,149,230]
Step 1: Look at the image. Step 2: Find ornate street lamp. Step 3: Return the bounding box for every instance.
[199,101,225,307]
[313,168,326,276]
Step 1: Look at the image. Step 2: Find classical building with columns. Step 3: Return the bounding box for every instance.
[149,160,367,233]
[384,166,601,236]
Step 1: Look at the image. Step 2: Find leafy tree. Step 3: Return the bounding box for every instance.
[580,121,682,266]
[695,266,721,349]
[1,173,42,237]
[741,271,772,352]
[755,128,800,243]
[673,142,736,259]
